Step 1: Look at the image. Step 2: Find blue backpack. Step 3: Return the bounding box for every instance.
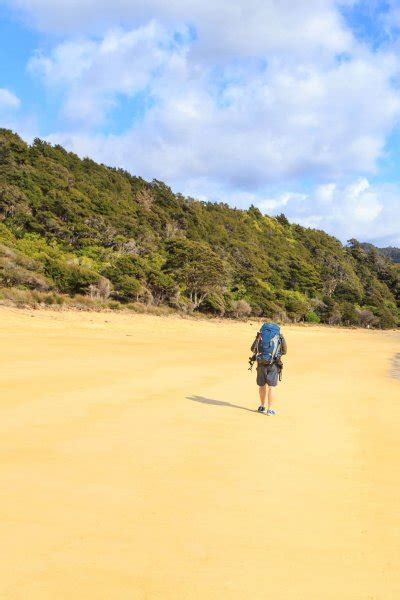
[256,322,281,364]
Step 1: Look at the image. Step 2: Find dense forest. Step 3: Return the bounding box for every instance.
[360,243,400,264]
[0,129,399,328]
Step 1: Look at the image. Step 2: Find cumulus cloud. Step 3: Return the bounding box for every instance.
[3,0,400,243]
[0,88,24,132]
[18,2,400,183]
[257,178,400,246]
[28,21,188,126]
[0,88,21,110]
[34,20,400,185]
[6,0,355,57]
[0,88,40,140]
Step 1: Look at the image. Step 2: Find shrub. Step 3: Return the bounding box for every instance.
[304,310,320,323]
[107,300,121,310]
[374,305,398,329]
[318,296,342,325]
[45,258,99,295]
[280,290,310,322]
[88,277,112,300]
[333,282,363,304]
[356,309,378,328]
[340,302,360,326]
[200,291,226,315]
[102,255,146,302]
[0,223,15,245]
[0,244,51,291]
[232,299,252,318]
[0,286,37,307]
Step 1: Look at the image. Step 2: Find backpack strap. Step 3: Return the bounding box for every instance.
[270,334,280,361]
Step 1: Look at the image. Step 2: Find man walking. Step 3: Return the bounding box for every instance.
[250,322,287,415]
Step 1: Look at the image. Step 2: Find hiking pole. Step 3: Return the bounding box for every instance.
[248,355,256,371]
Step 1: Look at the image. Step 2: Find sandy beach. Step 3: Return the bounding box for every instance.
[0,308,399,599]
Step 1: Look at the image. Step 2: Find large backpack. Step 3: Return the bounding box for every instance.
[256,322,281,364]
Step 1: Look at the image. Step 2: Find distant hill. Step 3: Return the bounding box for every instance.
[361,243,400,264]
[0,129,399,328]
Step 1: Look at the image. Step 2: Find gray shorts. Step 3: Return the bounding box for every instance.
[256,362,279,387]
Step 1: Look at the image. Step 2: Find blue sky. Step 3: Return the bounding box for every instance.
[0,0,399,246]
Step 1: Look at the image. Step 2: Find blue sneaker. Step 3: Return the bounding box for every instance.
[257,406,266,413]
[267,409,276,416]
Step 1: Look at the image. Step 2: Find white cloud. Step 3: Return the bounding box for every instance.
[0,88,24,132]
[257,178,399,246]
[316,183,336,203]
[6,0,355,59]
[28,22,186,126]
[0,88,41,143]
[3,0,400,244]
[256,192,308,212]
[40,34,400,186]
[0,88,20,110]
[16,2,400,185]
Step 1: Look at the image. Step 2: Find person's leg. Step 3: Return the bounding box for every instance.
[267,386,275,410]
[259,384,267,407]
[256,365,268,411]
[266,364,278,414]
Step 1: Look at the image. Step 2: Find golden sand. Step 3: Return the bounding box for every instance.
[0,308,399,599]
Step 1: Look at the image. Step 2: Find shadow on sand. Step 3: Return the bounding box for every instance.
[186,395,255,413]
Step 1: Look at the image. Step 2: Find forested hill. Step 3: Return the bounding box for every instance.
[360,243,400,264]
[0,129,399,328]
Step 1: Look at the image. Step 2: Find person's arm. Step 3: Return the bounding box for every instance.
[251,332,260,353]
[280,334,287,355]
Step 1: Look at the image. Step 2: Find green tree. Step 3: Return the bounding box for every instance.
[102,255,145,302]
[164,239,229,309]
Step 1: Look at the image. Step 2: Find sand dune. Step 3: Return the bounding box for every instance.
[1,308,399,599]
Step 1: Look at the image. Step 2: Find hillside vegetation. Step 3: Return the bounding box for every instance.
[360,243,400,264]
[0,129,399,328]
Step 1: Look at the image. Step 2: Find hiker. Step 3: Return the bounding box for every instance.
[250,322,287,415]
